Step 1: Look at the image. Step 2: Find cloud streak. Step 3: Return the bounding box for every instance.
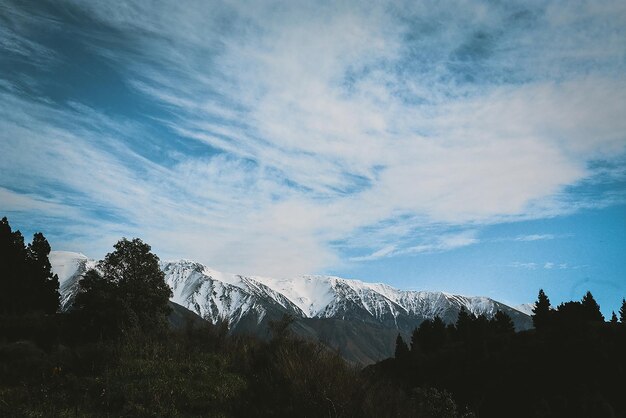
[1,0,625,277]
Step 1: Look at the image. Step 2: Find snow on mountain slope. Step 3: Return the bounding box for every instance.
[515,303,535,316]
[161,260,304,326]
[50,251,532,331]
[49,251,95,310]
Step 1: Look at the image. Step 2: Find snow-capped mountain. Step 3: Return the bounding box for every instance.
[51,251,532,363]
[51,251,532,332]
[48,251,96,311]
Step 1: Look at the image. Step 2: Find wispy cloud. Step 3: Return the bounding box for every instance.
[514,234,556,242]
[509,262,539,270]
[509,261,581,270]
[1,0,625,276]
[351,231,479,261]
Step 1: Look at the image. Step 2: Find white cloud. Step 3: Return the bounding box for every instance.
[514,234,556,242]
[1,0,626,276]
[509,262,538,270]
[509,261,577,271]
[350,245,397,262]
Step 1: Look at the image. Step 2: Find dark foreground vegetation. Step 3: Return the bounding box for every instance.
[1,216,625,417]
[371,289,626,418]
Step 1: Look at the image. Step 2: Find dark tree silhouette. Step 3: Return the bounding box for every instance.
[26,232,60,314]
[414,316,447,354]
[620,298,626,323]
[610,311,618,324]
[73,269,124,339]
[394,333,409,360]
[74,238,172,338]
[491,310,515,334]
[532,289,551,329]
[581,291,604,322]
[455,306,474,340]
[0,217,59,315]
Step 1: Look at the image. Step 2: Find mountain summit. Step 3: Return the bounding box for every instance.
[51,251,531,364]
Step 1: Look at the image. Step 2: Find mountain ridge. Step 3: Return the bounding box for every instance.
[50,250,532,364]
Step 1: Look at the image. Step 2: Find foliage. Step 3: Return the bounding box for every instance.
[394,333,410,360]
[532,288,551,330]
[73,238,172,339]
[581,290,604,322]
[1,217,624,417]
[368,290,626,417]
[0,217,59,315]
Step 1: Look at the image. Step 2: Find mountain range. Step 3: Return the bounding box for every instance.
[50,251,532,364]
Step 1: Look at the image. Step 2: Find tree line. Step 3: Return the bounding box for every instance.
[383,288,626,417]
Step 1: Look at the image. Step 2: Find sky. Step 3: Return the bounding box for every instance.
[1,0,625,316]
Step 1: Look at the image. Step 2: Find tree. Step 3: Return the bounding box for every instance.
[75,238,172,337]
[73,269,125,339]
[455,306,474,340]
[581,291,604,322]
[414,317,447,354]
[532,289,551,330]
[610,311,618,324]
[26,232,60,314]
[491,310,515,334]
[0,217,59,315]
[620,298,626,323]
[394,334,409,360]
[0,217,25,314]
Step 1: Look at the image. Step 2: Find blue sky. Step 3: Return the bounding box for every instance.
[1,0,625,315]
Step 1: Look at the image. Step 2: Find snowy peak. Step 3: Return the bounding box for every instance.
[50,251,532,332]
[160,260,305,326]
[49,251,95,310]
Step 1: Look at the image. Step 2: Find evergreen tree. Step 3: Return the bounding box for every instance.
[456,306,473,340]
[556,301,586,324]
[410,326,420,353]
[1,217,25,314]
[491,310,515,334]
[394,334,409,360]
[532,289,551,329]
[431,316,447,351]
[26,232,60,314]
[620,298,626,323]
[610,311,618,324]
[0,217,59,315]
[581,291,604,322]
[413,318,446,354]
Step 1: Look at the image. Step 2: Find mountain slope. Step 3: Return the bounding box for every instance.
[51,251,532,364]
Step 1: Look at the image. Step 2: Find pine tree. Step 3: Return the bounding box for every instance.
[410,326,420,353]
[491,310,515,334]
[620,298,626,323]
[413,318,447,354]
[431,316,447,351]
[0,217,25,314]
[532,289,551,330]
[26,232,60,314]
[610,311,618,324]
[581,291,604,322]
[455,306,473,338]
[395,334,409,360]
[0,217,59,315]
